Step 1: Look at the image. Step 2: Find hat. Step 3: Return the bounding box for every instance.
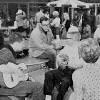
[66,25,81,40]
[16,9,23,15]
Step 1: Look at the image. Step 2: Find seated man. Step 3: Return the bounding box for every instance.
[0,31,44,100]
[29,16,56,69]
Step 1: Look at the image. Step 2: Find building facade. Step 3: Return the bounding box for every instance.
[0,0,53,20]
[80,0,100,3]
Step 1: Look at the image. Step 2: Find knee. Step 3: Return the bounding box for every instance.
[49,49,56,59]
[45,71,53,80]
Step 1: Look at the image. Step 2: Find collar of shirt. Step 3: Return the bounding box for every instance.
[38,25,53,43]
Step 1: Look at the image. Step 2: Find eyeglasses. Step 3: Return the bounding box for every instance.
[42,24,50,27]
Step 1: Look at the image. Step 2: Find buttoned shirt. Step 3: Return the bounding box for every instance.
[72,62,100,100]
[29,25,54,57]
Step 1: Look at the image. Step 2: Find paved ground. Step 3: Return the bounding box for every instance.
[16,56,72,100]
[16,56,48,84]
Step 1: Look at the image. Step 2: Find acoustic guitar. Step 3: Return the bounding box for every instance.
[3,62,28,88]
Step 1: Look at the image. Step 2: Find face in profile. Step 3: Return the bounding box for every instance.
[41,20,50,32]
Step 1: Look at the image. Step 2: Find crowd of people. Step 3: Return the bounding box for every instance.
[0,6,100,100]
[28,6,100,100]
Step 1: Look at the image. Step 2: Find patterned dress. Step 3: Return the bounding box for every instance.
[71,63,100,100]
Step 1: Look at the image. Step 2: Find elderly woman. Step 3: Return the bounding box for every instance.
[51,11,61,39]
[70,38,100,100]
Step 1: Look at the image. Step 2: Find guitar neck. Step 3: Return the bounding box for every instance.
[22,65,44,73]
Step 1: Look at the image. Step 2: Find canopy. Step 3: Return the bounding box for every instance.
[47,0,91,8]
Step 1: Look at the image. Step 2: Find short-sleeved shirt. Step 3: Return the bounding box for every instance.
[51,17,60,28]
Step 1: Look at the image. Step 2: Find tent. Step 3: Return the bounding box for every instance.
[47,0,91,8]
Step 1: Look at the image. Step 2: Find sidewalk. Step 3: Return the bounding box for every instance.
[16,56,48,84]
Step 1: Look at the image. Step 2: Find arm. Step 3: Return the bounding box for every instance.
[0,64,16,74]
[4,44,16,59]
[49,28,54,42]
[88,26,91,37]
[95,15,98,27]
[51,18,56,26]
[72,70,83,100]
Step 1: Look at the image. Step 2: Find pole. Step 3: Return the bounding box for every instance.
[95,4,98,16]
[71,7,74,21]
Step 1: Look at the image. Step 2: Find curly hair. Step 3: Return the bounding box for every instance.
[79,38,100,63]
[56,52,69,69]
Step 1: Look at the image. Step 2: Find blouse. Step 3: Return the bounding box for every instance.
[72,63,100,100]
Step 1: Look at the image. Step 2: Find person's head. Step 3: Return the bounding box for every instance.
[40,16,49,32]
[56,52,69,69]
[53,11,59,18]
[66,25,81,41]
[63,12,69,20]
[16,9,23,15]
[79,38,100,63]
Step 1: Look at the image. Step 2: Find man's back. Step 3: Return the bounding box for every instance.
[35,11,45,23]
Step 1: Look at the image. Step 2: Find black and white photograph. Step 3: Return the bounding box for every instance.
[0,0,99,100]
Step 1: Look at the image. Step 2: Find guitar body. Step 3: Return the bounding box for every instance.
[3,62,28,88]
